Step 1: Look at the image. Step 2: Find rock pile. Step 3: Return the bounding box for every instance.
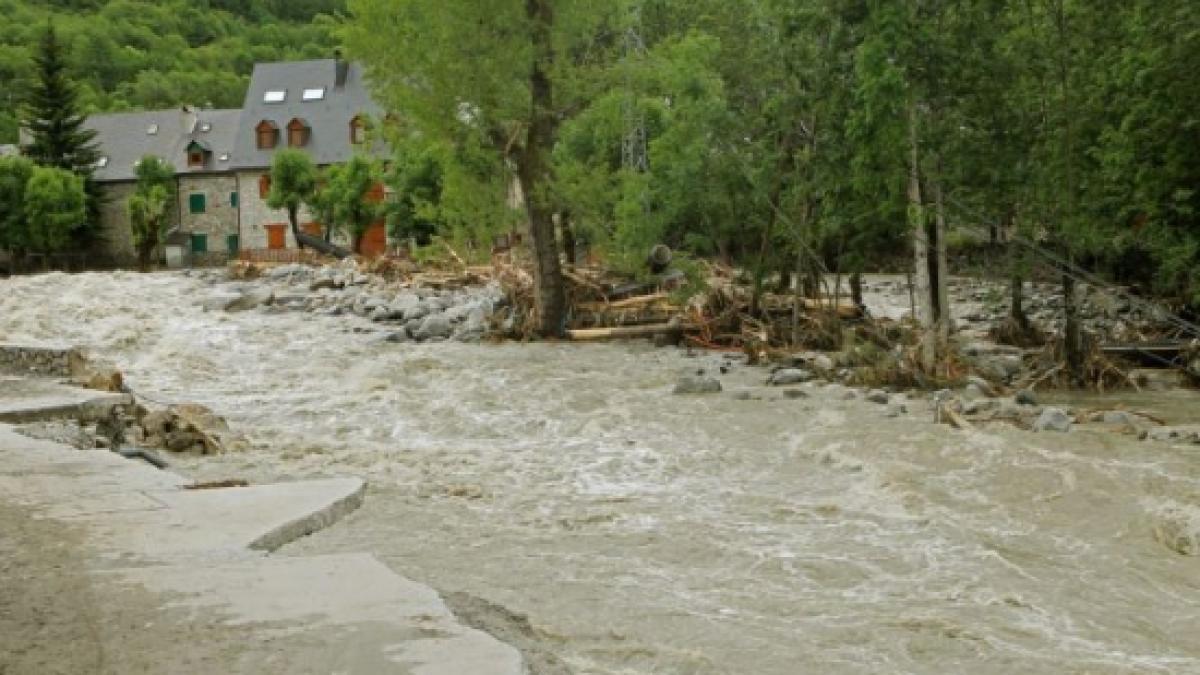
[200,261,506,343]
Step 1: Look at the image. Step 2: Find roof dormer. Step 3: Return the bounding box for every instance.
[186,140,210,169]
[256,120,279,150]
[287,118,311,148]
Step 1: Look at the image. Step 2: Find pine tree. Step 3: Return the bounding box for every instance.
[22,23,100,174]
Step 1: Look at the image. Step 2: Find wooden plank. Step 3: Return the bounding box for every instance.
[566,323,687,341]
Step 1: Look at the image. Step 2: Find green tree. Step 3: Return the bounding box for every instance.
[382,139,443,247]
[126,155,174,271]
[0,156,37,269]
[23,165,87,256]
[316,155,380,254]
[344,0,616,335]
[266,148,317,250]
[21,23,101,174]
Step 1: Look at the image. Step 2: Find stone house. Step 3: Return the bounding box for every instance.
[86,107,240,266]
[80,56,387,267]
[230,57,387,255]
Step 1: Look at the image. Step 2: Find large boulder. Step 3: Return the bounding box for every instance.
[403,302,431,322]
[226,288,275,312]
[1033,407,1073,433]
[414,313,453,341]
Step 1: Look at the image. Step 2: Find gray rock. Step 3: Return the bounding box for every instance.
[1033,407,1073,433]
[977,355,1024,382]
[782,389,809,400]
[962,383,991,400]
[226,288,274,312]
[769,368,815,386]
[966,376,998,398]
[1015,389,1038,406]
[384,331,410,344]
[1141,426,1200,444]
[866,389,890,405]
[414,313,453,341]
[673,375,723,395]
[403,302,431,322]
[1095,410,1139,426]
[309,277,340,291]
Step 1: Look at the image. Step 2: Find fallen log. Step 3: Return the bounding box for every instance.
[566,322,688,342]
[576,293,674,312]
[296,232,351,259]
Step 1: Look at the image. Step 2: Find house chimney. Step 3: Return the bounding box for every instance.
[335,48,349,88]
[181,105,198,134]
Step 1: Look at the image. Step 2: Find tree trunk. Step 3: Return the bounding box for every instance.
[1062,270,1084,386]
[850,271,864,311]
[560,211,576,266]
[1008,239,1029,328]
[931,167,952,339]
[518,0,566,337]
[289,205,305,250]
[908,103,936,373]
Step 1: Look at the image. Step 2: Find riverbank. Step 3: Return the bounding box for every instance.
[2,270,1199,673]
[0,371,523,674]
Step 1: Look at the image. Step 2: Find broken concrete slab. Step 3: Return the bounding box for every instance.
[100,553,525,674]
[0,420,524,673]
[0,376,132,423]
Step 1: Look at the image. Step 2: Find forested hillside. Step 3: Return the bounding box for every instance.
[0,0,344,143]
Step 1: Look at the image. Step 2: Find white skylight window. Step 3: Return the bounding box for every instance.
[96,156,109,168]
[147,124,159,135]
[302,88,326,101]
[263,90,287,104]
[199,122,212,132]
[218,153,230,162]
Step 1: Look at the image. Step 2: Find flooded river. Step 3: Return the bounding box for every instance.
[3,271,1199,674]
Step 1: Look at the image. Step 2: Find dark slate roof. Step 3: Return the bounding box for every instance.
[231,59,384,170]
[85,108,241,182]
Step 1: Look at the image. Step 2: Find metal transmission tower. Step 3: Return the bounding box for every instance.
[621,2,649,174]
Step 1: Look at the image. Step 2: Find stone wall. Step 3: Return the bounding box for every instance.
[237,170,309,250]
[0,343,85,378]
[179,174,240,266]
[236,170,353,251]
[97,182,154,268]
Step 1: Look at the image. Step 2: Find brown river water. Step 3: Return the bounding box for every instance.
[2,271,1199,674]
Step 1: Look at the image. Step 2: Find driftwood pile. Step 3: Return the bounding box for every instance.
[494,257,864,346]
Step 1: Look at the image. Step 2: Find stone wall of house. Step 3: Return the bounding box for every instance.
[236,170,354,251]
[97,181,161,267]
[236,170,310,250]
[178,174,240,266]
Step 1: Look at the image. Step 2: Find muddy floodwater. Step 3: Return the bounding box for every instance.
[3,271,1199,674]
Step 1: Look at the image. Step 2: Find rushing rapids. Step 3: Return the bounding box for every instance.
[2,270,1199,674]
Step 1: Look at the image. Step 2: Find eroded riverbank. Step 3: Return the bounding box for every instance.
[2,270,1199,674]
